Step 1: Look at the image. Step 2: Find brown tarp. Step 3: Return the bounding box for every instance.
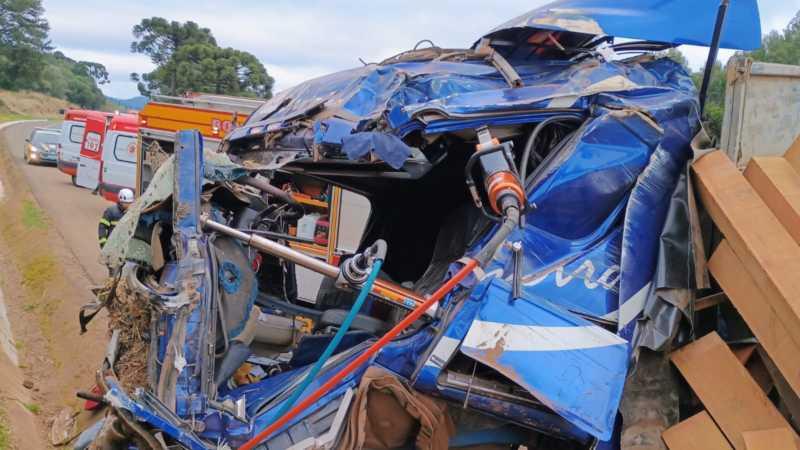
[340,366,454,450]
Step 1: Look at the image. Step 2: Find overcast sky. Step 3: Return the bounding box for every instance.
[42,0,800,99]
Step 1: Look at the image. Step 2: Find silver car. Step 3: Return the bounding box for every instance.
[24,127,61,165]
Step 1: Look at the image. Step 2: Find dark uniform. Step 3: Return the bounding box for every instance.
[98,204,125,248]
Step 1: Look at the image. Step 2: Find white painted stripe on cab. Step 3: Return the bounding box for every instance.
[462,320,626,353]
[617,281,652,330]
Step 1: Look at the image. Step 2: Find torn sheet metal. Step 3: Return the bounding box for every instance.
[483,0,761,51]
[90,2,739,444]
[459,278,628,440]
[475,108,664,322]
[100,149,252,269]
[230,57,703,169]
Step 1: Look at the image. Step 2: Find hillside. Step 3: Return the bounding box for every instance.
[0,90,73,120]
[106,95,148,111]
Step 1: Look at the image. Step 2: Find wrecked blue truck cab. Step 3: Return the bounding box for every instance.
[88,1,761,449]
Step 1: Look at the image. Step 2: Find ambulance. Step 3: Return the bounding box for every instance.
[56,109,112,185]
[97,114,139,202]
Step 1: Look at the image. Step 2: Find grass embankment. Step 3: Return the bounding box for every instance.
[0,175,61,350]
[0,90,72,122]
[0,125,84,447]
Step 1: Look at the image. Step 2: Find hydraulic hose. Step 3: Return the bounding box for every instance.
[474,202,520,267]
[271,258,384,420]
[236,175,299,207]
[519,115,583,184]
[238,257,479,450]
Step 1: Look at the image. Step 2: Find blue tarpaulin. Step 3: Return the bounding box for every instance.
[483,0,762,50]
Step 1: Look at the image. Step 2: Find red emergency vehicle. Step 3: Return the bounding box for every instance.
[97,114,139,203]
[57,109,113,183]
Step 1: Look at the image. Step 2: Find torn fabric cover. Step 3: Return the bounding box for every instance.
[342,132,412,169]
[482,0,761,51]
[632,168,697,351]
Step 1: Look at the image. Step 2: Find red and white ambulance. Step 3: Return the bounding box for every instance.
[57,109,112,185]
[98,114,139,202]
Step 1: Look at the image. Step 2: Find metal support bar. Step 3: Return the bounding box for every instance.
[202,218,340,279]
[201,218,436,316]
[699,0,730,115]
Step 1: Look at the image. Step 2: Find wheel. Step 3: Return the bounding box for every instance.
[71,175,78,186]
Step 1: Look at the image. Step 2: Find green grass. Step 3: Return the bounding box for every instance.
[21,200,46,230]
[0,409,9,450]
[23,403,40,415]
[0,113,35,122]
[21,255,56,295]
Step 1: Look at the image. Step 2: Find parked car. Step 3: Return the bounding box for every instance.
[24,127,60,165]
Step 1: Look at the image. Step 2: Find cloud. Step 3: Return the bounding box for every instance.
[41,0,800,98]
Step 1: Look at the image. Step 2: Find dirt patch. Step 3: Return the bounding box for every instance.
[0,127,107,448]
[0,91,72,120]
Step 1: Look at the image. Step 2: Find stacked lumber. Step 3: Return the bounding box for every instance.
[662,140,800,450]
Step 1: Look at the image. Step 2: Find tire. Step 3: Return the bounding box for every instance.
[71,175,78,187]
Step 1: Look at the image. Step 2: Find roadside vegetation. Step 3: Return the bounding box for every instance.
[0,89,72,121]
[1,1,276,114]
[0,0,108,109]
[130,17,274,98]
[668,10,800,141]
[0,410,8,450]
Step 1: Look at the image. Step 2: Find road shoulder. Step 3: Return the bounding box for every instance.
[0,121,107,448]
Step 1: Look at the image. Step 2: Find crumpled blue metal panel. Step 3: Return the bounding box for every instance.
[483,0,761,50]
[171,131,213,417]
[233,58,701,156]
[472,107,662,322]
[459,278,628,440]
[451,58,699,440]
[483,228,622,321]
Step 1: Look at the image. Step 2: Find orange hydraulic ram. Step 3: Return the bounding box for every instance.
[238,257,478,450]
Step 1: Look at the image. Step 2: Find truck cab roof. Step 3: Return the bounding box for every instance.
[63,109,113,123]
[109,113,139,134]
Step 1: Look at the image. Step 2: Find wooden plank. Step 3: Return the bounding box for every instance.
[746,352,776,395]
[662,411,732,450]
[693,151,800,348]
[708,241,800,397]
[756,347,800,430]
[670,332,799,449]
[743,428,798,450]
[744,157,800,245]
[785,134,800,174]
[732,344,757,365]
[695,292,728,312]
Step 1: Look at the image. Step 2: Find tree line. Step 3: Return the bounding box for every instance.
[0,0,108,108]
[0,1,274,110]
[666,11,800,140]
[130,17,274,99]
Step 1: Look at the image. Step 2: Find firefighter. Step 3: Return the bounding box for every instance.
[98,188,134,248]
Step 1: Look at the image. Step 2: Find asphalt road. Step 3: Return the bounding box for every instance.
[1,121,110,284]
